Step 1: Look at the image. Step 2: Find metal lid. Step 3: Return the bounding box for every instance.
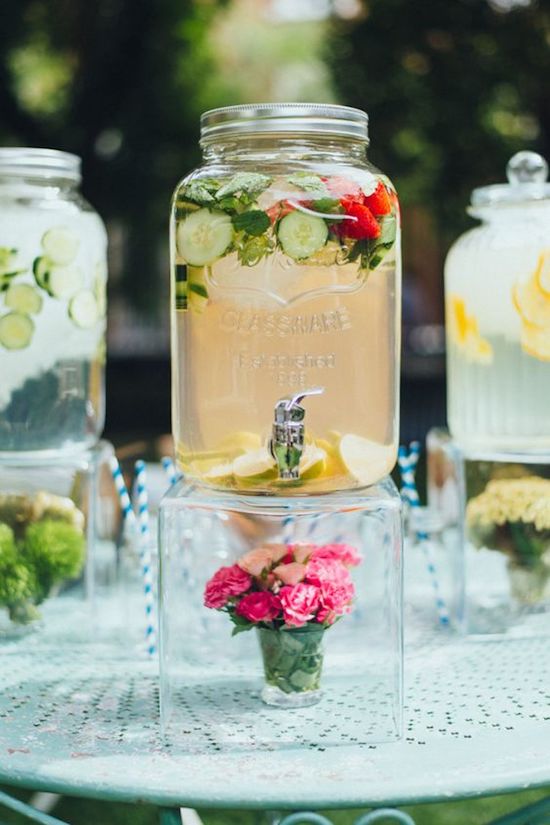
[471,151,550,208]
[0,148,81,183]
[200,103,369,143]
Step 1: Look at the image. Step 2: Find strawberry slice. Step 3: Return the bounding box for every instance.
[363,182,392,215]
[266,200,295,224]
[338,200,381,240]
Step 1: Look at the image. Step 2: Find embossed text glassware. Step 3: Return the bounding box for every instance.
[0,149,108,456]
[170,104,401,494]
[445,151,550,453]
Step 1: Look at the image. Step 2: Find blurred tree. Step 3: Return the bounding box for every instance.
[329,0,550,315]
[0,0,223,311]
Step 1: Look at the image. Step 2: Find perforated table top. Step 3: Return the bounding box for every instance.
[1,629,549,811]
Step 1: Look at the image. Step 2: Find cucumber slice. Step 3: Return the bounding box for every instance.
[4,283,43,314]
[69,290,99,328]
[176,208,233,266]
[0,271,19,292]
[0,312,34,349]
[33,256,51,290]
[48,265,84,299]
[41,227,79,265]
[277,211,328,260]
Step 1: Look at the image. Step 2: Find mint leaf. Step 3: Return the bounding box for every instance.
[181,178,220,205]
[377,215,397,246]
[232,210,270,236]
[236,233,274,266]
[216,173,272,200]
[287,172,328,196]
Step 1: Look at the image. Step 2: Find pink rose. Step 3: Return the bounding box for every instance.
[204,564,252,609]
[279,583,320,627]
[235,591,281,623]
[289,543,318,564]
[273,562,307,585]
[311,543,362,567]
[316,578,355,625]
[306,556,353,587]
[238,543,288,577]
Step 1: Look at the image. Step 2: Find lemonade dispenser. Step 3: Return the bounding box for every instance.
[445,151,550,453]
[170,103,401,494]
[160,105,404,729]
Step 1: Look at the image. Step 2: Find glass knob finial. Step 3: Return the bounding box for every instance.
[506,151,548,185]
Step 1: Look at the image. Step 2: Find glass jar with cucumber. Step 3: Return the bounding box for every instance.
[0,149,107,456]
[171,104,401,494]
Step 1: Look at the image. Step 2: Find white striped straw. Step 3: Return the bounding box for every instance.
[134,460,157,657]
[109,455,136,527]
[161,456,182,487]
[398,443,450,627]
[282,514,294,546]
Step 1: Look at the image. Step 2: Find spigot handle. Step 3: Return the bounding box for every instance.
[270,387,324,480]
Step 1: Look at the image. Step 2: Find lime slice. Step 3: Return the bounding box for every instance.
[0,312,34,350]
[535,250,550,296]
[339,434,396,486]
[233,448,277,483]
[299,445,327,480]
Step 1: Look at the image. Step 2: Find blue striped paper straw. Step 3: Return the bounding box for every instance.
[134,460,157,656]
[398,443,450,627]
[282,514,294,545]
[109,455,136,528]
[161,455,182,487]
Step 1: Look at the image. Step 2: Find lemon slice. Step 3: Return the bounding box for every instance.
[203,462,235,484]
[216,431,262,456]
[233,448,277,483]
[299,445,327,480]
[339,435,396,486]
[513,279,550,329]
[521,323,550,361]
[535,250,550,296]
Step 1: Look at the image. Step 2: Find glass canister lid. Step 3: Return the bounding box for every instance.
[471,151,550,208]
[200,102,369,143]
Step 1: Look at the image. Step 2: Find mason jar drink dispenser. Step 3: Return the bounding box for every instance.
[0,148,108,456]
[445,151,550,453]
[170,103,401,493]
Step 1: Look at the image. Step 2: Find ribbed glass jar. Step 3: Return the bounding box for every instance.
[0,149,108,457]
[445,151,550,453]
[170,104,401,494]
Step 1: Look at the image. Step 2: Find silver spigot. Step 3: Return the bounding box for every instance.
[269,387,324,480]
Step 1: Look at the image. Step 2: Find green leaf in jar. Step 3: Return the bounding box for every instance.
[287,172,328,196]
[216,172,273,200]
[236,233,274,266]
[232,210,271,237]
[181,178,220,205]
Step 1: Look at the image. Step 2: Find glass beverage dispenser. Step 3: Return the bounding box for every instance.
[0,148,107,457]
[170,104,401,493]
[445,151,550,453]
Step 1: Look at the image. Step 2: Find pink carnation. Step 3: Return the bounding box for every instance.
[305,556,353,587]
[273,562,307,585]
[288,543,318,564]
[235,591,281,623]
[204,564,252,609]
[316,579,355,625]
[238,544,287,577]
[311,543,362,567]
[279,583,320,627]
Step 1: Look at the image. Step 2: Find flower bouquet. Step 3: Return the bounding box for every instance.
[466,476,550,605]
[204,542,361,707]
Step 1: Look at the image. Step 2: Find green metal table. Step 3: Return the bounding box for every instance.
[1,628,549,824]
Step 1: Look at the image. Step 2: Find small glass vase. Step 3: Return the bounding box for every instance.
[257,624,325,708]
[508,562,550,606]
